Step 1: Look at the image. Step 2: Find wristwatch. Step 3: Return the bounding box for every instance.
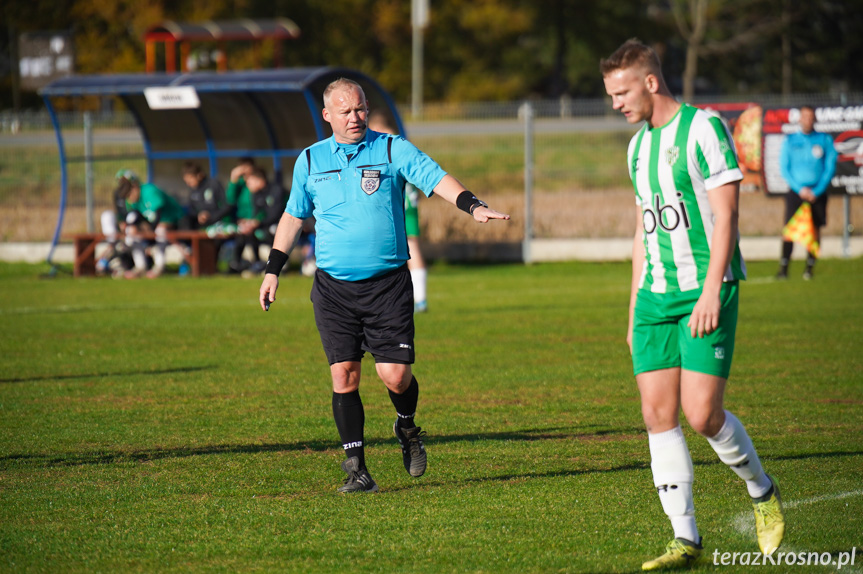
[469,199,489,214]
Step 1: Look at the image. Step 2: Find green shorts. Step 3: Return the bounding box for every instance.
[631,281,739,378]
[405,184,420,238]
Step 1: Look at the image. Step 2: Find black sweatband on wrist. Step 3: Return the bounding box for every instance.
[265,249,289,276]
[456,190,478,214]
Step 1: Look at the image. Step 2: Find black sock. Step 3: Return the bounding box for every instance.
[389,376,419,429]
[805,254,816,271]
[780,241,793,269]
[232,236,246,265]
[332,390,365,468]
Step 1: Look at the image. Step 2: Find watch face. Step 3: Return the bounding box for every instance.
[470,200,488,214]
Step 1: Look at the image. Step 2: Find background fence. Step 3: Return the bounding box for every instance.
[1,94,861,254]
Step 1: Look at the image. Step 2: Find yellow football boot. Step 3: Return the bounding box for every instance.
[753,475,785,556]
[642,537,703,571]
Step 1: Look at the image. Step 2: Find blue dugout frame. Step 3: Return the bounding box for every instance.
[39,67,405,267]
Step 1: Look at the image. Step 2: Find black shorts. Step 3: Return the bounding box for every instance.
[785,190,828,228]
[310,265,415,365]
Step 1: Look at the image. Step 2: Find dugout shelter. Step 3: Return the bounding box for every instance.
[39,67,405,265]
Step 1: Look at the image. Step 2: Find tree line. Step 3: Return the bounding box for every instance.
[2,0,862,110]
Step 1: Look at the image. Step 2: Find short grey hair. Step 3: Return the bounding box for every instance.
[323,78,366,108]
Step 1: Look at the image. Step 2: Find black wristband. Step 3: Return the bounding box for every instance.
[456,190,478,214]
[265,249,289,276]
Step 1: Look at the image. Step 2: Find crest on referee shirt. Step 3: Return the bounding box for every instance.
[665,146,680,166]
[361,169,381,195]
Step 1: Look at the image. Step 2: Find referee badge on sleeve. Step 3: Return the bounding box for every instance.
[361,170,381,195]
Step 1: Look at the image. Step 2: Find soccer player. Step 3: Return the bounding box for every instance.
[600,39,785,570]
[777,105,837,280]
[367,110,430,312]
[259,78,509,493]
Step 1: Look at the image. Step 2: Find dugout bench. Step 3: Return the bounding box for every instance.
[70,231,223,277]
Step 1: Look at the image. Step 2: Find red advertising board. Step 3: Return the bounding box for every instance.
[761,105,863,196]
[698,102,863,196]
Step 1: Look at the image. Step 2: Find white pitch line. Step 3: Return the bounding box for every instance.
[731,489,863,573]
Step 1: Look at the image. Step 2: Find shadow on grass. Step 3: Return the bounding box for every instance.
[381,449,863,493]
[1,425,642,469]
[0,365,215,384]
[3,425,861,479]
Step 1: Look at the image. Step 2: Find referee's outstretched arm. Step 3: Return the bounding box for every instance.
[259,213,304,311]
[432,175,511,223]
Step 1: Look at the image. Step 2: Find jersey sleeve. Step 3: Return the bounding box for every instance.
[286,150,314,219]
[389,136,447,198]
[697,115,744,190]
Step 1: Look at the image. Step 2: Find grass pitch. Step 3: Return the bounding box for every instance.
[1,259,861,573]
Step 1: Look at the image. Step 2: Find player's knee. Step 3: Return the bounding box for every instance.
[641,405,678,433]
[686,409,723,437]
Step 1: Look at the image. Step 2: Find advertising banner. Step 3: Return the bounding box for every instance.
[761,105,863,196]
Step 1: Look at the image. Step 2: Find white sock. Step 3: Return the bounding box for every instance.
[126,237,148,271]
[649,426,698,542]
[152,243,166,272]
[707,410,772,498]
[410,268,427,304]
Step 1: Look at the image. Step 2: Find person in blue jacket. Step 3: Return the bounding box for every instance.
[259,78,509,493]
[777,105,837,280]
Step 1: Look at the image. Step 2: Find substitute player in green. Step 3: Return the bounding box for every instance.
[601,39,785,570]
[259,78,509,493]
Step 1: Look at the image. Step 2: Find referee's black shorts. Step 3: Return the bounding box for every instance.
[310,264,415,365]
[785,190,828,228]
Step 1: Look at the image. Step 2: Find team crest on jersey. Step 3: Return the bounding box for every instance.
[719,139,731,155]
[361,169,381,194]
[665,146,680,166]
[812,144,824,159]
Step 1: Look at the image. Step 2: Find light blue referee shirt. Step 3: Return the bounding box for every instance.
[287,130,447,281]
[779,130,837,197]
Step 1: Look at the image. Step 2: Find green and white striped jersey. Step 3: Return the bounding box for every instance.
[628,103,746,293]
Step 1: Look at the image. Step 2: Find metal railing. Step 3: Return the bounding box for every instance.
[1,93,860,254]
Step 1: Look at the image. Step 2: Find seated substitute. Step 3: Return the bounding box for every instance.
[97,171,136,275]
[118,170,186,278]
[244,167,288,274]
[182,161,236,236]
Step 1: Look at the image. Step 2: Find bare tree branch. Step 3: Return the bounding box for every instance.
[700,17,785,55]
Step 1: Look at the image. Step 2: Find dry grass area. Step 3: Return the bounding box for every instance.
[1,191,860,244]
[418,189,862,243]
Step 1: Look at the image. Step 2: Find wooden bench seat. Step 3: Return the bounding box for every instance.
[70,231,226,277]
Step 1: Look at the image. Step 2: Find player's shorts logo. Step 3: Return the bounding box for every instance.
[665,146,680,166]
[361,170,381,195]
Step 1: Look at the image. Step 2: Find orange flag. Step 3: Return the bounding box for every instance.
[782,202,820,257]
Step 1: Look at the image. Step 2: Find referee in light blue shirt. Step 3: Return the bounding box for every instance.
[777,105,837,280]
[259,78,510,493]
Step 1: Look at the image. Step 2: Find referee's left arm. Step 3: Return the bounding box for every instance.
[432,175,511,222]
